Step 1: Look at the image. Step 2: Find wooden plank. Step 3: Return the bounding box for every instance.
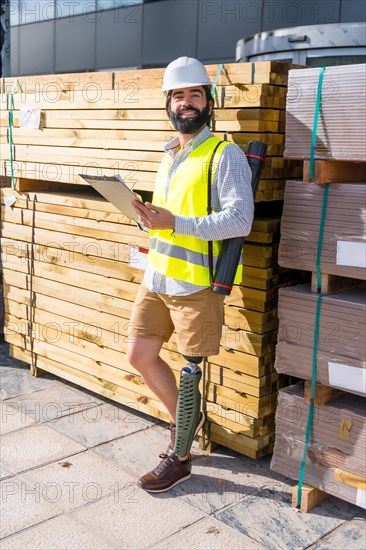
[3,84,286,111]
[206,386,276,420]
[4,281,276,362]
[304,382,344,406]
[9,341,172,422]
[1,216,276,273]
[2,112,282,133]
[303,159,366,184]
[1,62,302,94]
[3,269,275,378]
[1,222,149,260]
[207,363,279,391]
[1,161,156,189]
[223,306,278,333]
[206,402,274,438]
[1,239,143,284]
[1,189,281,243]
[206,423,275,457]
[292,484,328,513]
[0,129,286,152]
[311,272,360,294]
[2,204,149,242]
[210,350,275,378]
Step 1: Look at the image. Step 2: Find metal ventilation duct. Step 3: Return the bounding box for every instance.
[236,22,366,67]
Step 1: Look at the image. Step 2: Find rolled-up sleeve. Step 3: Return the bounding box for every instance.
[174,143,254,241]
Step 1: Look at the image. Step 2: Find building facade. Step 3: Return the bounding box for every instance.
[7,0,366,76]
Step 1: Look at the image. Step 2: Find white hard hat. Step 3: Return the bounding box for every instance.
[162,57,211,93]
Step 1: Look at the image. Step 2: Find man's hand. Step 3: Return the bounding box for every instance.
[133,201,175,230]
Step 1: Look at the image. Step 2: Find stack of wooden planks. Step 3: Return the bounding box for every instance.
[0,61,303,199]
[1,61,305,458]
[271,64,366,510]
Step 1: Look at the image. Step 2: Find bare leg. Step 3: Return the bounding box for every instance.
[127,337,179,424]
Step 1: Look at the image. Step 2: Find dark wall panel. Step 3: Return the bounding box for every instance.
[142,0,197,66]
[19,21,54,75]
[262,0,341,31]
[55,15,95,72]
[197,0,262,62]
[10,27,19,77]
[340,0,366,23]
[96,5,143,69]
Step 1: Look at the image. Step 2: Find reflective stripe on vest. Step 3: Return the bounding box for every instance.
[148,136,242,286]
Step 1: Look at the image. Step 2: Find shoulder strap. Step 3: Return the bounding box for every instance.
[207,140,225,284]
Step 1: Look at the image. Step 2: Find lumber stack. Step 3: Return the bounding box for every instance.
[271,64,366,510]
[0,61,305,458]
[0,61,303,199]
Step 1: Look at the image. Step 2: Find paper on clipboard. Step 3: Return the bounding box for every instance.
[79,174,146,230]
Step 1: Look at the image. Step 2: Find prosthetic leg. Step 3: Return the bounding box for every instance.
[173,355,206,457]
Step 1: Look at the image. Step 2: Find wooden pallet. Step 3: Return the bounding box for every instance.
[310,272,361,294]
[303,159,366,184]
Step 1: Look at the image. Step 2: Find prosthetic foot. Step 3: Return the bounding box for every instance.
[173,356,204,457]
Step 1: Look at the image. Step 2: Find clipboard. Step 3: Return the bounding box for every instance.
[79,174,146,230]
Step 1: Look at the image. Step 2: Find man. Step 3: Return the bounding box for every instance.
[128,57,254,492]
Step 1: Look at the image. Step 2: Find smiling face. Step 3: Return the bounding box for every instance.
[167,86,213,135]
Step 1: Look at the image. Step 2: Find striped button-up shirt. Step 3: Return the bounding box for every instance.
[144,126,254,295]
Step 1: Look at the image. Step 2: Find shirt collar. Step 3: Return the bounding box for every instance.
[164,126,213,157]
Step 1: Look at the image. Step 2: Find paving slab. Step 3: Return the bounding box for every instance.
[215,485,360,550]
[0,515,113,550]
[0,463,15,480]
[7,384,103,424]
[93,423,174,475]
[0,368,58,401]
[94,423,205,477]
[21,449,138,513]
[70,485,206,549]
[163,449,291,516]
[49,401,152,447]
[0,343,27,370]
[312,516,366,549]
[0,401,36,434]
[1,423,85,474]
[0,474,61,539]
[148,516,265,549]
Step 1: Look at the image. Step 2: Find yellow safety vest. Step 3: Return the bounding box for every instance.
[148,136,243,287]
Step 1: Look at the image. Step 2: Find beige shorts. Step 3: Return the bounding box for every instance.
[129,282,225,357]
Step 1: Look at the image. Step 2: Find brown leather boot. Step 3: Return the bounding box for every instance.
[138,453,191,492]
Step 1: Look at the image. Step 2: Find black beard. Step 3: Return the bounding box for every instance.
[168,104,211,134]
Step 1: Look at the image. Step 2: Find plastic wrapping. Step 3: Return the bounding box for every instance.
[274,285,366,396]
[278,181,366,280]
[285,64,366,161]
[271,384,366,509]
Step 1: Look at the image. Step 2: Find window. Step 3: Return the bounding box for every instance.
[97,0,143,9]
[18,0,55,24]
[55,0,97,18]
[9,0,19,26]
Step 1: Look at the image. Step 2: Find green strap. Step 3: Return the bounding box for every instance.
[8,93,16,190]
[315,183,330,290]
[296,183,330,506]
[297,293,323,507]
[211,63,224,102]
[309,67,326,181]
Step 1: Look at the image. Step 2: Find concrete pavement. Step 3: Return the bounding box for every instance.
[1,341,365,549]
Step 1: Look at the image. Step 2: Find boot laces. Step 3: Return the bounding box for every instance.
[156,452,177,474]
